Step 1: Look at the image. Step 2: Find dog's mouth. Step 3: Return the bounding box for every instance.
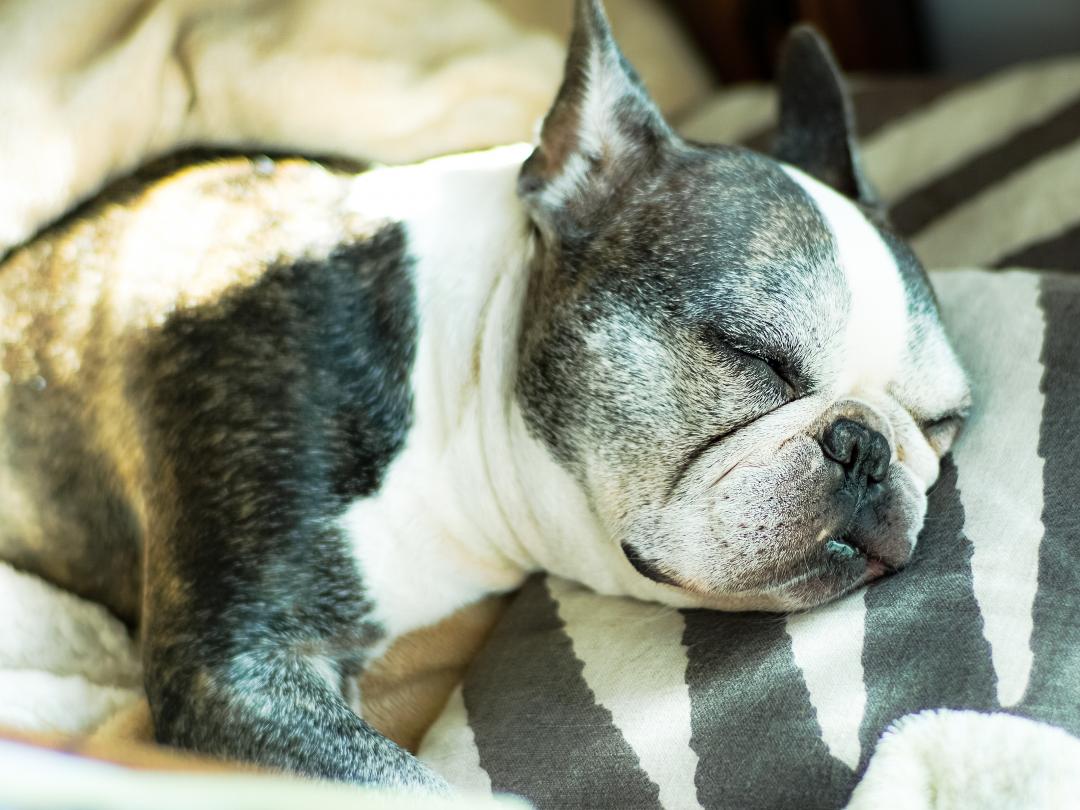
[824,536,860,560]
[621,542,681,587]
[622,532,895,607]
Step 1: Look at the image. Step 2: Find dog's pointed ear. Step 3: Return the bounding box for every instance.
[519,0,672,233]
[773,26,880,209]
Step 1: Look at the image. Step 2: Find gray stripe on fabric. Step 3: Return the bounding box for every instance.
[463,576,661,810]
[858,457,997,771]
[851,78,963,140]
[682,610,853,810]
[547,578,703,810]
[863,56,1080,203]
[995,222,1080,272]
[1023,273,1080,734]
[910,139,1080,267]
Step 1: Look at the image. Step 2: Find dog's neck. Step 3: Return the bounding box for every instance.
[340,146,690,642]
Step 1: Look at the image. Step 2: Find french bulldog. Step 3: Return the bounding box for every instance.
[0,0,969,791]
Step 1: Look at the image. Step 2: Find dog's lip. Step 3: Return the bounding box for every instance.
[825,532,896,583]
[847,539,896,583]
[620,542,682,587]
[624,530,898,600]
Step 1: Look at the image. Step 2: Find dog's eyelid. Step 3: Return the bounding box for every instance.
[699,326,801,398]
[737,345,800,397]
[702,327,781,367]
[739,347,799,398]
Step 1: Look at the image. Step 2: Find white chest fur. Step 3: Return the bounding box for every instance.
[339,146,595,645]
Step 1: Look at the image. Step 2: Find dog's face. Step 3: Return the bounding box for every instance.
[515,1,970,610]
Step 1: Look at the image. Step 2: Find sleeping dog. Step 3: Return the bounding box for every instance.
[0,0,969,791]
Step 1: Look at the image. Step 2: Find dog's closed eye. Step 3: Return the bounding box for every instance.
[700,327,799,401]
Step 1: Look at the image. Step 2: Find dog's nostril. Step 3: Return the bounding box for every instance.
[822,418,858,465]
[822,418,890,485]
[867,431,890,483]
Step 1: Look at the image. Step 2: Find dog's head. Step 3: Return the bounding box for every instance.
[515,0,969,610]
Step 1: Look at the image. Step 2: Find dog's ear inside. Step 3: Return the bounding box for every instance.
[773,26,880,209]
[518,0,671,233]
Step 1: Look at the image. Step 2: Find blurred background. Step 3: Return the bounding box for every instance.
[664,0,1080,80]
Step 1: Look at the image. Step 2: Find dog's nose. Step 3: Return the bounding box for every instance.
[822,418,890,485]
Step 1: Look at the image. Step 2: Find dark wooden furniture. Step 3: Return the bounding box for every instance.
[663,0,927,80]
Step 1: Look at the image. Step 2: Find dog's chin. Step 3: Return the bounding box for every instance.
[619,477,926,612]
[623,534,907,613]
[661,568,882,613]
[766,562,893,611]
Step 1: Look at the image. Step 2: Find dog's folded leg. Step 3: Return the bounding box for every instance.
[144,639,445,790]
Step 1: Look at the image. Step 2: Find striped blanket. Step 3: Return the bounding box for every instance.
[417,59,1080,809]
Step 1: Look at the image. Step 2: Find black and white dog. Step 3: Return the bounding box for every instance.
[0,0,969,791]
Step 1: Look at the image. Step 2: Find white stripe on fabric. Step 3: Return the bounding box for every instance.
[864,56,1080,202]
[912,141,1080,268]
[932,269,1046,706]
[417,683,494,795]
[548,577,704,810]
[786,590,867,770]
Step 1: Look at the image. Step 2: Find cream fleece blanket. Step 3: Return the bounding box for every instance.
[0,0,708,254]
[0,1,1075,808]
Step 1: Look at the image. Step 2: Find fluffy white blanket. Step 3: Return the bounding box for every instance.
[847,710,1080,810]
